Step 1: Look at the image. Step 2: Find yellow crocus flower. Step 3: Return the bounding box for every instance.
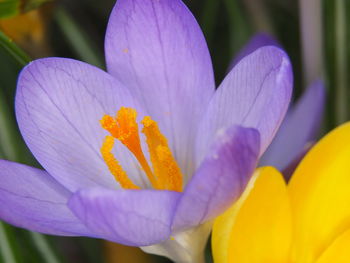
[212,122,350,263]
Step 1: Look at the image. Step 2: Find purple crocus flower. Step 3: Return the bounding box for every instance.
[260,79,325,178]
[0,0,292,262]
[236,34,325,178]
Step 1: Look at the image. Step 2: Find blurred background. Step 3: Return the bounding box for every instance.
[0,0,348,262]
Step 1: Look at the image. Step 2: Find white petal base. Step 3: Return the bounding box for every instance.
[141,221,212,263]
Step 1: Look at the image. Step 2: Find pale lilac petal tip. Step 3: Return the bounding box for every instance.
[196,46,293,163]
[0,160,93,236]
[229,33,280,70]
[16,57,144,192]
[68,188,181,246]
[173,125,260,231]
[260,80,325,171]
[105,0,215,175]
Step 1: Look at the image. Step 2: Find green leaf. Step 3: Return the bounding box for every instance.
[0,1,19,18]
[0,0,51,18]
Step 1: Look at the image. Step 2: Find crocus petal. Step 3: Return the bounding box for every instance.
[105,0,215,174]
[68,188,181,246]
[288,122,350,262]
[315,229,350,263]
[173,125,260,231]
[229,33,280,70]
[0,160,93,236]
[212,167,292,263]
[260,80,325,171]
[16,58,145,191]
[196,46,292,163]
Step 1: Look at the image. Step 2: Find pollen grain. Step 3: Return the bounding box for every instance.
[142,116,183,192]
[100,135,140,190]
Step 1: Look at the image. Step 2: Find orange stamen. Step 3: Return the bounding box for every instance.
[100,107,183,192]
[142,116,183,192]
[100,107,158,189]
[100,136,140,190]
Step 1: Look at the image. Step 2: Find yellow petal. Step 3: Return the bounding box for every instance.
[212,167,292,263]
[288,122,350,263]
[315,229,350,263]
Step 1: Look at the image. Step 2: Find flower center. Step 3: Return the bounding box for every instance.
[100,107,183,192]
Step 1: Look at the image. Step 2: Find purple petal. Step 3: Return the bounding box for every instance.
[281,144,312,180]
[260,80,325,171]
[105,0,215,175]
[68,188,181,246]
[196,46,292,163]
[173,126,260,231]
[16,58,146,191]
[0,160,93,236]
[229,33,280,70]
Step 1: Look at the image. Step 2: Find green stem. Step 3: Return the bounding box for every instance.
[0,31,31,66]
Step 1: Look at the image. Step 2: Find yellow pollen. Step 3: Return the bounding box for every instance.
[100,136,140,190]
[142,116,183,192]
[100,107,183,192]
